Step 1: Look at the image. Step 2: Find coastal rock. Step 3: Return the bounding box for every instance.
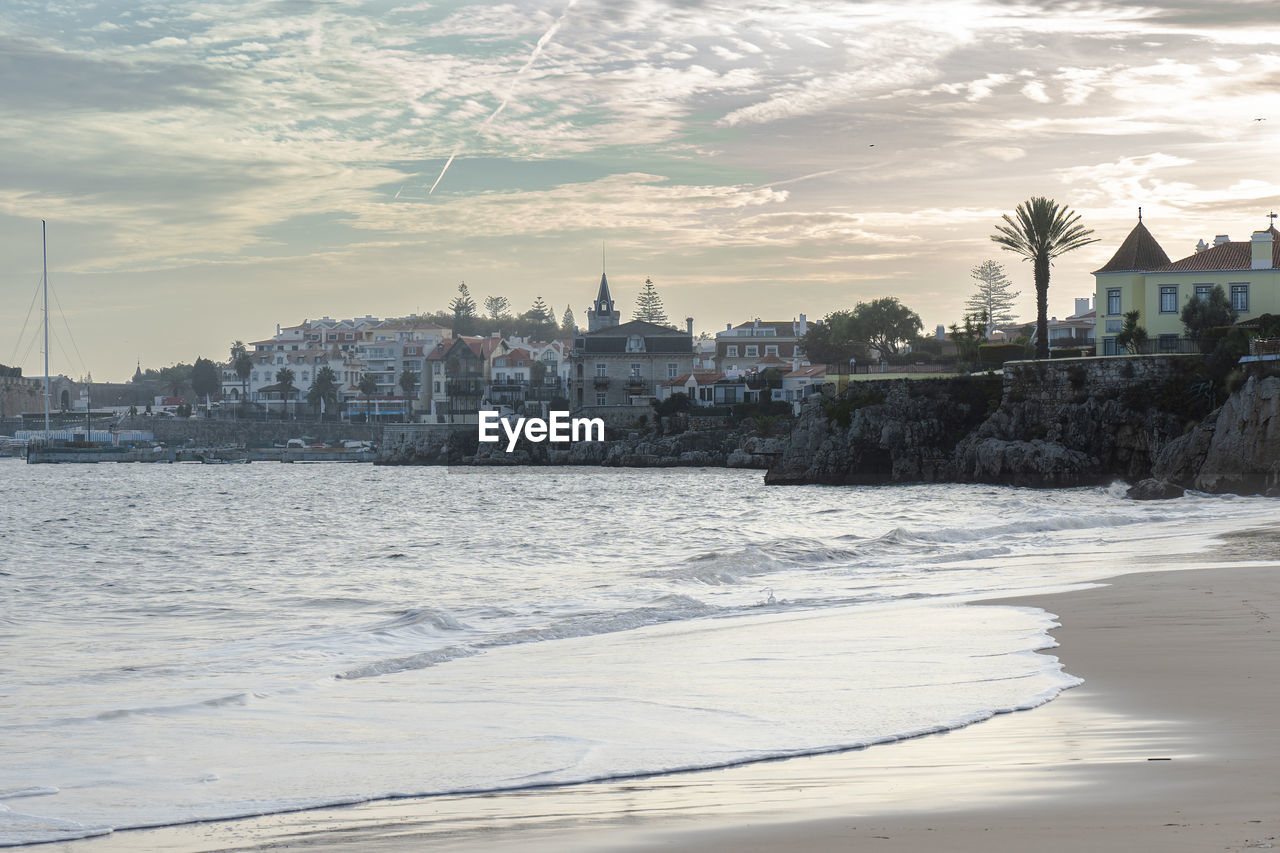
[954,438,1099,487]
[1154,376,1280,494]
[1126,478,1185,500]
[767,357,1203,488]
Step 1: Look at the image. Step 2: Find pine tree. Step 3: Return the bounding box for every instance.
[633,277,669,325]
[964,260,1021,328]
[561,304,575,333]
[450,282,477,320]
[449,281,478,335]
[528,294,551,323]
[484,295,510,321]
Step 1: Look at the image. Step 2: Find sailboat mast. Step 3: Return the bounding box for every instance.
[42,220,50,436]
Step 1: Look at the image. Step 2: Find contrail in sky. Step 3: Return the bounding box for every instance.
[752,169,847,191]
[428,0,578,195]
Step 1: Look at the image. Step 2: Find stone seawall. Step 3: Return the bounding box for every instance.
[376,421,786,468]
[117,418,380,445]
[767,355,1205,487]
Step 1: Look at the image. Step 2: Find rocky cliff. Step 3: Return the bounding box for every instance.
[767,356,1206,488]
[1147,375,1280,495]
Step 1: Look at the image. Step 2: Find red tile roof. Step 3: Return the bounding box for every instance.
[1152,228,1280,272]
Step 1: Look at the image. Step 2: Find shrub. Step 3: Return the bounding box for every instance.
[977,343,1028,366]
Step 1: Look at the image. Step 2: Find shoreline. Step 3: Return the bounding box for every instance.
[55,560,1280,852]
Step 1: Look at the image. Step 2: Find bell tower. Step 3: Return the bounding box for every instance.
[586,272,620,332]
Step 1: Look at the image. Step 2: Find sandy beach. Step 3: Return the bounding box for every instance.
[58,561,1279,853]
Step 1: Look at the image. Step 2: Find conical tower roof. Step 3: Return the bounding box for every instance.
[595,272,612,305]
[1094,220,1171,273]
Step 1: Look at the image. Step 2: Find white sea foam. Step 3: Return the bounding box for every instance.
[0,466,1274,846]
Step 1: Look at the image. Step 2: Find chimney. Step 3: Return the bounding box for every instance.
[1074,297,1090,317]
[1195,239,1209,253]
[798,313,808,335]
[726,323,732,331]
[1252,230,1275,269]
[685,317,694,336]
[1213,234,1231,247]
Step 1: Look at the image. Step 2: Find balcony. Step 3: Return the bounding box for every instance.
[593,376,610,388]
[445,378,484,396]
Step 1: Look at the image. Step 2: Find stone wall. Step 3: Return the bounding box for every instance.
[376,420,785,468]
[117,417,380,445]
[0,376,44,419]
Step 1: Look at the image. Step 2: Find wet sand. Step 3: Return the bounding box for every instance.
[61,564,1280,853]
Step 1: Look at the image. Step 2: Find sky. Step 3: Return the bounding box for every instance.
[2,0,1278,381]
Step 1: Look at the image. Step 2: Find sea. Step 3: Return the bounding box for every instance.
[1,461,1275,847]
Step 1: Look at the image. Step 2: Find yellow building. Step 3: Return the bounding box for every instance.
[1094,216,1280,355]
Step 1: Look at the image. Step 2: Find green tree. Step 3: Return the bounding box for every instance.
[799,311,865,365]
[1180,284,1237,341]
[964,260,1020,328]
[633,277,669,325]
[306,366,339,417]
[1115,309,1149,354]
[275,367,296,390]
[484,295,510,322]
[231,341,253,405]
[561,304,575,334]
[847,297,923,356]
[358,372,379,398]
[949,312,988,370]
[991,197,1098,359]
[519,295,557,340]
[190,357,221,401]
[398,369,419,399]
[450,282,478,335]
[160,364,192,397]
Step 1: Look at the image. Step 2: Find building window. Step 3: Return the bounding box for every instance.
[726,345,738,357]
[1231,283,1249,312]
[1105,318,1122,333]
[596,363,608,377]
[596,392,607,406]
[1195,284,1213,301]
[1159,286,1177,313]
[433,381,440,392]
[1107,289,1121,315]
[1102,338,1116,356]
[630,363,642,377]
[745,345,758,357]
[667,362,678,379]
[765,345,778,356]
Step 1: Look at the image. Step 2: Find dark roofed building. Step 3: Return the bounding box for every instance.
[1093,219,1171,274]
[570,316,695,409]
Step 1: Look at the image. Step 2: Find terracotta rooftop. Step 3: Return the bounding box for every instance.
[1152,227,1280,272]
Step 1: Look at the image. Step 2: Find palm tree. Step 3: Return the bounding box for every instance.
[275,367,297,419]
[231,341,252,414]
[398,369,419,419]
[991,197,1098,359]
[358,372,379,421]
[307,366,339,420]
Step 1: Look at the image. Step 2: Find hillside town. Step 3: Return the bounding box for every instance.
[5,212,1280,436]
